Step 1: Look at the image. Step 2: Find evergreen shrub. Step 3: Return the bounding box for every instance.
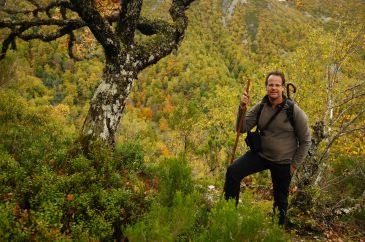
[197,198,289,241]
[125,191,201,242]
[158,157,194,207]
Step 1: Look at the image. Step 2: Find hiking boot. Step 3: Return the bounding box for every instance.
[278,208,286,226]
[273,206,287,227]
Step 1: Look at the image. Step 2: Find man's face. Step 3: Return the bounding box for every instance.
[266,75,284,100]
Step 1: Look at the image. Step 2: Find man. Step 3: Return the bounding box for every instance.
[224,71,311,226]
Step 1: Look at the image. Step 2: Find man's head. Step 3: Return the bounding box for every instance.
[265,71,285,86]
[265,71,285,101]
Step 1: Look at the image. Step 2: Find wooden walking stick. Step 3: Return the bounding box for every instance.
[230,79,251,164]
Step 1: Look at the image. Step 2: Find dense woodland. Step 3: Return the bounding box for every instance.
[0,0,364,241]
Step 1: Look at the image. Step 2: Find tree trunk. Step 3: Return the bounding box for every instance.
[80,57,136,150]
[292,121,325,209]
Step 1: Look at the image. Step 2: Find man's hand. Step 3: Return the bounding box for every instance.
[290,164,297,176]
[240,92,250,109]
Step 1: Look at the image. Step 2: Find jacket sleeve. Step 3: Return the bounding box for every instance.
[235,103,261,133]
[292,105,311,167]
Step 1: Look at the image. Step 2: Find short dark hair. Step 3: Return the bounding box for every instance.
[265,71,286,86]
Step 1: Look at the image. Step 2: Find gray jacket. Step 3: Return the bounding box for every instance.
[237,97,311,167]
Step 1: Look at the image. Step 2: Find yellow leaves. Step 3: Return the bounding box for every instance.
[163,102,174,114]
[294,0,304,9]
[166,58,182,77]
[156,141,170,157]
[54,104,70,117]
[332,133,365,156]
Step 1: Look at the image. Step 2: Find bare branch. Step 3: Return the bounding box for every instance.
[0,17,84,59]
[0,19,83,28]
[344,80,365,92]
[319,108,365,163]
[0,26,29,60]
[58,1,81,61]
[18,21,85,41]
[329,92,365,110]
[332,102,358,126]
[339,126,365,137]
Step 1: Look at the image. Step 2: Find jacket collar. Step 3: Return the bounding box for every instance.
[261,95,288,109]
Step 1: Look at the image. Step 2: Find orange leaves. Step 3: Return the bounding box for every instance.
[13,203,21,218]
[95,0,120,16]
[159,117,169,132]
[163,101,174,114]
[96,0,119,4]
[156,141,170,157]
[66,194,74,201]
[162,94,174,122]
[13,203,30,222]
[142,107,153,120]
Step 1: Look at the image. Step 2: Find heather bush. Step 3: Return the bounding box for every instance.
[158,157,194,207]
[196,197,289,242]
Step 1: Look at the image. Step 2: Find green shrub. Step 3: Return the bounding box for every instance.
[330,155,365,199]
[68,155,93,173]
[0,151,27,194]
[0,202,32,241]
[196,198,289,242]
[0,91,75,164]
[125,191,202,242]
[115,139,145,171]
[158,157,194,207]
[0,104,150,241]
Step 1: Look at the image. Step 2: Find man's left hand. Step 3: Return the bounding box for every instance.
[290,164,297,176]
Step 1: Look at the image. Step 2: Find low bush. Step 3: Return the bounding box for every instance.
[125,191,202,242]
[158,156,194,207]
[196,198,289,242]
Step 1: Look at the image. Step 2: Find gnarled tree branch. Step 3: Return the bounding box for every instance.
[67,31,82,61]
[70,0,121,58]
[117,0,142,46]
[137,17,175,36]
[18,21,85,41]
[135,0,194,70]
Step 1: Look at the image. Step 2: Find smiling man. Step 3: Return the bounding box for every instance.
[224,71,311,226]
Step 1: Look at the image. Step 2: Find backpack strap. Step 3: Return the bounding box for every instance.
[261,105,283,131]
[256,102,265,126]
[256,97,296,132]
[255,102,283,133]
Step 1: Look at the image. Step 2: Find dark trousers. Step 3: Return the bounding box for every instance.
[224,151,292,213]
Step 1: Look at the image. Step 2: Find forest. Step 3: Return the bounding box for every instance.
[0,0,364,241]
